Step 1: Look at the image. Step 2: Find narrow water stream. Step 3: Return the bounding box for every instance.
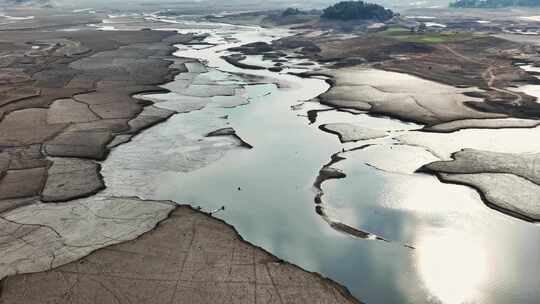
[100,22,540,304]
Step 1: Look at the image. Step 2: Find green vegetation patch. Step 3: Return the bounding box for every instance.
[282,8,305,17]
[375,27,479,44]
[322,1,394,21]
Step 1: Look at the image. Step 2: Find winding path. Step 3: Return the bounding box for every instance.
[442,44,524,105]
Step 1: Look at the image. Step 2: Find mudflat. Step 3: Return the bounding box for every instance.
[0,10,365,304]
[0,205,361,304]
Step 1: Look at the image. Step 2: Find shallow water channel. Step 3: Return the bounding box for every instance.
[101,23,540,304]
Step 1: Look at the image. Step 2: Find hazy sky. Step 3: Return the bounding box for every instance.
[10,0,450,11]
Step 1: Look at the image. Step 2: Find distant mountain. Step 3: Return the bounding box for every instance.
[321,1,394,21]
[450,0,540,8]
[7,0,48,3]
[3,0,50,5]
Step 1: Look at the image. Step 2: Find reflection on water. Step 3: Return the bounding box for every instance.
[326,150,540,303]
[101,20,540,304]
[417,231,490,304]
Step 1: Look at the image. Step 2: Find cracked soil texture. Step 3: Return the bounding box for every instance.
[0,205,362,304]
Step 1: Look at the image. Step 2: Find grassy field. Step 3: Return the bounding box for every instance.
[375,27,479,44]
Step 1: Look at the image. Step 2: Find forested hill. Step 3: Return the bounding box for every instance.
[450,0,540,8]
[321,1,395,21]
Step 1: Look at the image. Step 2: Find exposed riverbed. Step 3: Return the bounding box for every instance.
[99,20,540,304]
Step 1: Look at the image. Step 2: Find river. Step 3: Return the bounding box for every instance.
[99,19,540,304]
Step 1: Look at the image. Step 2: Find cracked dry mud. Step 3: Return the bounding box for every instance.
[312,148,391,243]
[0,23,365,303]
[318,67,540,132]
[0,205,361,304]
[0,196,175,281]
[5,9,540,303]
[421,149,540,222]
[319,123,387,143]
[0,29,193,207]
[309,59,540,225]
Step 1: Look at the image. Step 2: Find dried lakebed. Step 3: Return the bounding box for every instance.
[0,21,361,304]
[89,22,540,304]
[2,13,538,304]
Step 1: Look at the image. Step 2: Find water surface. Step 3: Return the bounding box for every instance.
[101,21,540,304]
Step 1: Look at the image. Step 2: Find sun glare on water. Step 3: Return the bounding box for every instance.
[417,231,491,304]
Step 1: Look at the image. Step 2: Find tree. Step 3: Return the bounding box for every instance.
[321,1,394,21]
[282,8,304,17]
